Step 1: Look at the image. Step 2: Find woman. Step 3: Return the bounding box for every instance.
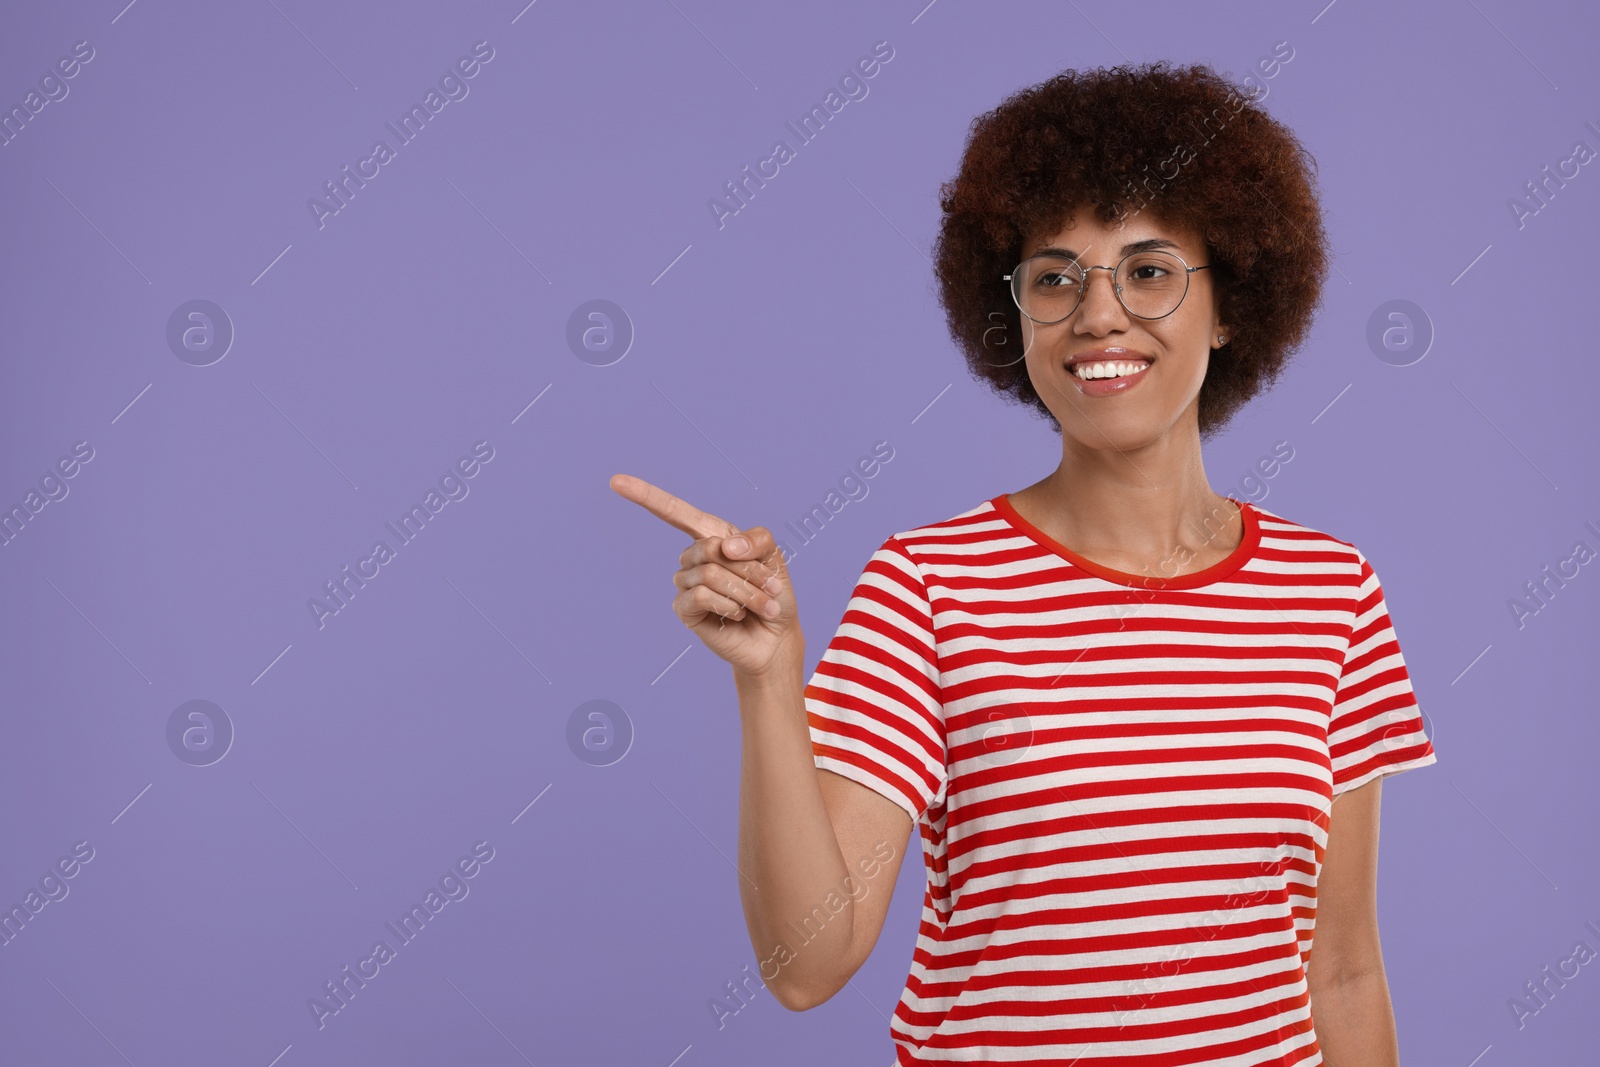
[612,60,1435,1065]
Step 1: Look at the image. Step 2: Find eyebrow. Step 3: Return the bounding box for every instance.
[1030,237,1185,260]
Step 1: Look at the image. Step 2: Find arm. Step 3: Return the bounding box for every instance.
[1306,776,1401,1065]
[604,479,917,1012]
[734,659,913,1011]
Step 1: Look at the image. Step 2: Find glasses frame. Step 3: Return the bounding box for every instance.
[1002,249,1213,325]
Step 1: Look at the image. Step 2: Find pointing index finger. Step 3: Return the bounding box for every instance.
[609,473,739,541]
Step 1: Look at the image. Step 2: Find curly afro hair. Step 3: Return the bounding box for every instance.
[932,60,1331,440]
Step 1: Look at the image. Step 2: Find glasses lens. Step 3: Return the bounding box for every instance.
[1117,250,1189,319]
[1012,256,1084,323]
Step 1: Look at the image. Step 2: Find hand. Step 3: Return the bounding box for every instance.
[609,473,801,678]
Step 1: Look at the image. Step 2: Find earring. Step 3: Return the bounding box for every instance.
[1216,334,1227,346]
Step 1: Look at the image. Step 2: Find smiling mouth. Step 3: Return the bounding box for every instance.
[1069,358,1152,381]
[1063,354,1154,397]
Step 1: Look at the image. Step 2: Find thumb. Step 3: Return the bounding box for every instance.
[726,530,789,579]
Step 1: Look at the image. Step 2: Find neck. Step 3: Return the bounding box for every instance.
[1024,426,1234,562]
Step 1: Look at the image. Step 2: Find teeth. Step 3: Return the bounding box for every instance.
[1072,359,1150,380]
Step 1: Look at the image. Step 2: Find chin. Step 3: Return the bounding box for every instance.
[1064,422,1158,452]
[1055,403,1178,450]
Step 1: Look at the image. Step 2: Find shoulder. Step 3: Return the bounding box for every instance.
[877,495,1016,568]
[1243,498,1368,579]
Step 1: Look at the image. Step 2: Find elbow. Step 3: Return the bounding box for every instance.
[771,987,817,1012]
[1308,948,1387,997]
[768,976,840,1012]
[761,926,864,1011]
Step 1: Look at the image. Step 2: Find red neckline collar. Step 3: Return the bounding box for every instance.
[989,493,1260,590]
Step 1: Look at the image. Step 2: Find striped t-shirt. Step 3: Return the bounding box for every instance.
[805,493,1437,1066]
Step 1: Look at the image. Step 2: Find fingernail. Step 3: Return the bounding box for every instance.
[764,576,781,595]
[725,536,748,554]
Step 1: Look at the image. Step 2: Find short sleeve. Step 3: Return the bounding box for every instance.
[1328,549,1437,798]
[806,535,947,825]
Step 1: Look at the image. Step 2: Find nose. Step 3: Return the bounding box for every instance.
[1074,265,1128,332]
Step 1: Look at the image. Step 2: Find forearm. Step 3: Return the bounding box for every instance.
[1310,969,1401,1066]
[732,657,854,1009]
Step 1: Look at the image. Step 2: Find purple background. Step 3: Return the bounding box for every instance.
[2,1,1597,1064]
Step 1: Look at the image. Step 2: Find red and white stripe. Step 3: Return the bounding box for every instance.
[806,495,1436,1066]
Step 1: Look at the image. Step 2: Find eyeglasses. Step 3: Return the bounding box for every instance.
[1002,249,1212,324]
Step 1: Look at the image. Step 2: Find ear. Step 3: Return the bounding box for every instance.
[1211,292,1232,350]
[1206,270,1230,348]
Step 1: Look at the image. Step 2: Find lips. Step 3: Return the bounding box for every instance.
[1065,347,1156,371]
[1065,347,1154,397]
